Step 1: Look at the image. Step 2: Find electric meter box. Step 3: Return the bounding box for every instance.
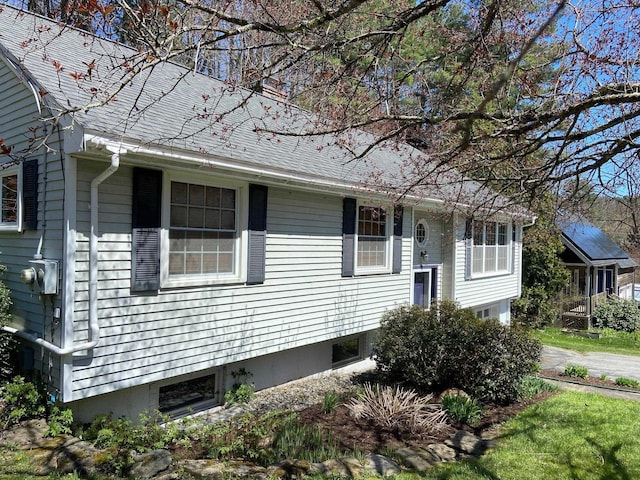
[29,259,59,295]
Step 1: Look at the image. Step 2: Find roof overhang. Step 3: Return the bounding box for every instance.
[81,132,449,208]
[561,234,631,268]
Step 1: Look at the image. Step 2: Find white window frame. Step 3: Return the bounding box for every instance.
[470,220,512,277]
[160,172,248,288]
[0,166,21,232]
[476,304,499,320]
[354,202,392,275]
[412,267,432,310]
[414,218,429,248]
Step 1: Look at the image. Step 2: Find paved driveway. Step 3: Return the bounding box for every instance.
[542,345,640,381]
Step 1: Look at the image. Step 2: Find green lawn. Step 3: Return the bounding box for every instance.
[534,327,640,356]
[413,391,640,480]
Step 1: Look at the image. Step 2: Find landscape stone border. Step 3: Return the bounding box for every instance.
[0,418,496,478]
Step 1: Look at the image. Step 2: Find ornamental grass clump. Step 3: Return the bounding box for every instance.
[345,383,448,434]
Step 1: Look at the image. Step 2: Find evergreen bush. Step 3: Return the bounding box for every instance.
[592,298,640,333]
[0,264,16,382]
[373,301,542,404]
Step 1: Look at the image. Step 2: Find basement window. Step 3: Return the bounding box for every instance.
[332,337,362,367]
[159,374,217,413]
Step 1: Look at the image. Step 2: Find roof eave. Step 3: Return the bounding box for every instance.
[83,132,448,207]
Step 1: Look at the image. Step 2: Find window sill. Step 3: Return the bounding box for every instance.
[469,270,512,280]
[162,274,246,289]
[0,224,20,232]
[354,267,392,276]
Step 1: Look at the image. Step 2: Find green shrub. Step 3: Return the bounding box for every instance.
[441,393,482,425]
[615,377,639,388]
[46,405,74,437]
[373,301,542,404]
[0,376,46,428]
[516,375,558,400]
[202,411,293,465]
[0,264,16,383]
[82,409,183,476]
[83,410,180,452]
[564,364,588,378]
[0,332,18,383]
[593,298,640,332]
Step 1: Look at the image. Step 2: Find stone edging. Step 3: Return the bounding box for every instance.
[1,419,496,479]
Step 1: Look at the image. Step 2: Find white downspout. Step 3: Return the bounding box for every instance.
[2,151,121,355]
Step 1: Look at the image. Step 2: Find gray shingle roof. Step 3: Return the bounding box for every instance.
[0,5,526,213]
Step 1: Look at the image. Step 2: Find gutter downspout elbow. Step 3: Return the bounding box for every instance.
[1,151,121,355]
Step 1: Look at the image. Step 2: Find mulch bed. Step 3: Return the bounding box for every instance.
[296,390,558,455]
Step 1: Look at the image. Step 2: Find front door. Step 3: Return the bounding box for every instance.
[413,268,436,308]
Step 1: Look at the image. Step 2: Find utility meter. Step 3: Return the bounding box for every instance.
[20,259,59,295]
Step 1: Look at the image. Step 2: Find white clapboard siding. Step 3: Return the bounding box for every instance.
[451,218,522,309]
[0,58,67,393]
[70,161,412,400]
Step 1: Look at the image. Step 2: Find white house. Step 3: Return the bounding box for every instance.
[0,6,532,421]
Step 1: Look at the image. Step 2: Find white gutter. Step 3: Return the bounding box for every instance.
[82,133,450,207]
[1,151,121,355]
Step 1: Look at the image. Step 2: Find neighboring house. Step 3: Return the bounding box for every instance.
[558,214,637,329]
[0,7,532,421]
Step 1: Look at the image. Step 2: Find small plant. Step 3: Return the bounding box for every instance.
[224,368,255,405]
[564,364,588,378]
[441,393,482,425]
[615,377,640,388]
[600,374,609,381]
[81,409,184,476]
[516,375,558,400]
[322,391,340,414]
[46,405,74,437]
[346,383,448,434]
[201,411,289,465]
[269,413,342,463]
[225,383,255,405]
[0,376,46,428]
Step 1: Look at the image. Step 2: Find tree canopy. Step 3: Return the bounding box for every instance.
[4,0,640,209]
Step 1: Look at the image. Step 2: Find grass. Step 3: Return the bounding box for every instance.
[410,391,640,479]
[534,327,640,356]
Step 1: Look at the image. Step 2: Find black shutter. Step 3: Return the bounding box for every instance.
[247,184,268,284]
[392,205,403,274]
[342,198,356,277]
[464,218,473,280]
[22,159,38,230]
[131,168,162,292]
